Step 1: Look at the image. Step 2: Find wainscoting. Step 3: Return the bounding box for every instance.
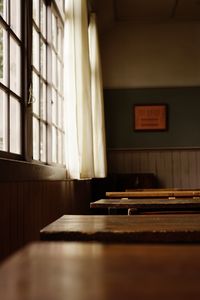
[0,179,92,261]
[107,148,200,188]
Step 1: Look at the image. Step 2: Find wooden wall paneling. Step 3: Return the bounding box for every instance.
[188,150,198,188]
[0,183,10,260]
[139,151,150,173]
[9,183,24,255]
[131,151,141,173]
[171,151,181,188]
[107,148,200,189]
[23,182,42,244]
[179,150,190,188]
[124,150,133,173]
[196,151,200,188]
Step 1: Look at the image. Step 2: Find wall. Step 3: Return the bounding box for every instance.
[100,21,200,186]
[0,160,92,261]
[104,87,200,148]
[100,22,200,88]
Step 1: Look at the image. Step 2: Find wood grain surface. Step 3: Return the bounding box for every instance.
[1,242,200,300]
[106,190,200,198]
[40,214,200,243]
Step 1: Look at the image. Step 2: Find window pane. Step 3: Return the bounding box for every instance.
[0,25,7,85]
[40,81,46,120]
[52,88,57,124]
[33,117,39,160]
[10,0,21,38]
[0,0,8,21]
[10,37,21,95]
[0,89,7,151]
[10,96,21,154]
[33,0,39,27]
[52,13,57,48]
[52,126,57,163]
[40,39,46,79]
[58,131,62,164]
[58,96,62,128]
[40,0,46,38]
[58,26,63,57]
[32,71,40,116]
[32,27,39,71]
[52,50,57,86]
[40,122,46,162]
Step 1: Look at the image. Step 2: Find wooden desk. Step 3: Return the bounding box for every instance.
[40,214,200,243]
[1,242,200,300]
[90,198,200,214]
[106,190,200,198]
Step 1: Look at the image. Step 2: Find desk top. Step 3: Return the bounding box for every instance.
[106,190,200,198]
[90,198,200,210]
[40,214,200,243]
[1,242,200,300]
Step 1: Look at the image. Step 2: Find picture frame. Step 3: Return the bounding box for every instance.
[134,104,167,131]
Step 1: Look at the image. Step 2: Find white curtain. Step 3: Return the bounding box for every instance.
[64,0,107,179]
[88,13,107,178]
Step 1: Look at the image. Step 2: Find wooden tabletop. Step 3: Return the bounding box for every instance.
[90,198,200,211]
[106,190,200,198]
[40,214,200,243]
[1,242,200,300]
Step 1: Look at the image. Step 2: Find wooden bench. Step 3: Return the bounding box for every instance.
[40,214,200,243]
[90,198,200,214]
[1,242,200,300]
[106,190,200,199]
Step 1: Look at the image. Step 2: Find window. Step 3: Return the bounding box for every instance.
[0,0,22,155]
[0,0,65,166]
[32,0,65,165]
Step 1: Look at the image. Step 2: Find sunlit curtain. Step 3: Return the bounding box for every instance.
[88,13,107,177]
[64,0,94,179]
[64,0,107,179]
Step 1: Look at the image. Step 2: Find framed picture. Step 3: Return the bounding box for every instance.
[134,104,167,131]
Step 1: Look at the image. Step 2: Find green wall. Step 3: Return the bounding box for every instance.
[104,87,200,149]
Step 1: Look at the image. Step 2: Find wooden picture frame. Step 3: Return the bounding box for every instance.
[134,104,167,131]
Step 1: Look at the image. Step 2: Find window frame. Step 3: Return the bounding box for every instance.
[0,0,66,168]
[0,0,24,159]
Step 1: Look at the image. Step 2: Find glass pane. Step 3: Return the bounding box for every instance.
[10,96,21,154]
[52,50,57,86]
[0,89,7,151]
[57,60,62,92]
[0,0,8,21]
[40,81,46,120]
[40,39,46,78]
[33,117,39,160]
[0,26,7,85]
[52,13,57,49]
[10,37,21,95]
[52,126,57,163]
[52,88,57,124]
[32,71,39,116]
[32,27,39,71]
[10,0,21,38]
[58,96,62,128]
[58,130,62,164]
[40,122,46,162]
[40,0,46,38]
[58,26,63,58]
[33,0,39,27]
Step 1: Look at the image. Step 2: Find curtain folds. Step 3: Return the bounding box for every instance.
[89,13,107,178]
[64,0,107,179]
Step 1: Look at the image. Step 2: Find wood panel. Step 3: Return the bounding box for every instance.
[41,214,200,243]
[107,148,200,188]
[1,242,200,300]
[0,180,92,262]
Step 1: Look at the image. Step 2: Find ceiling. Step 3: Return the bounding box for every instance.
[91,0,200,32]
